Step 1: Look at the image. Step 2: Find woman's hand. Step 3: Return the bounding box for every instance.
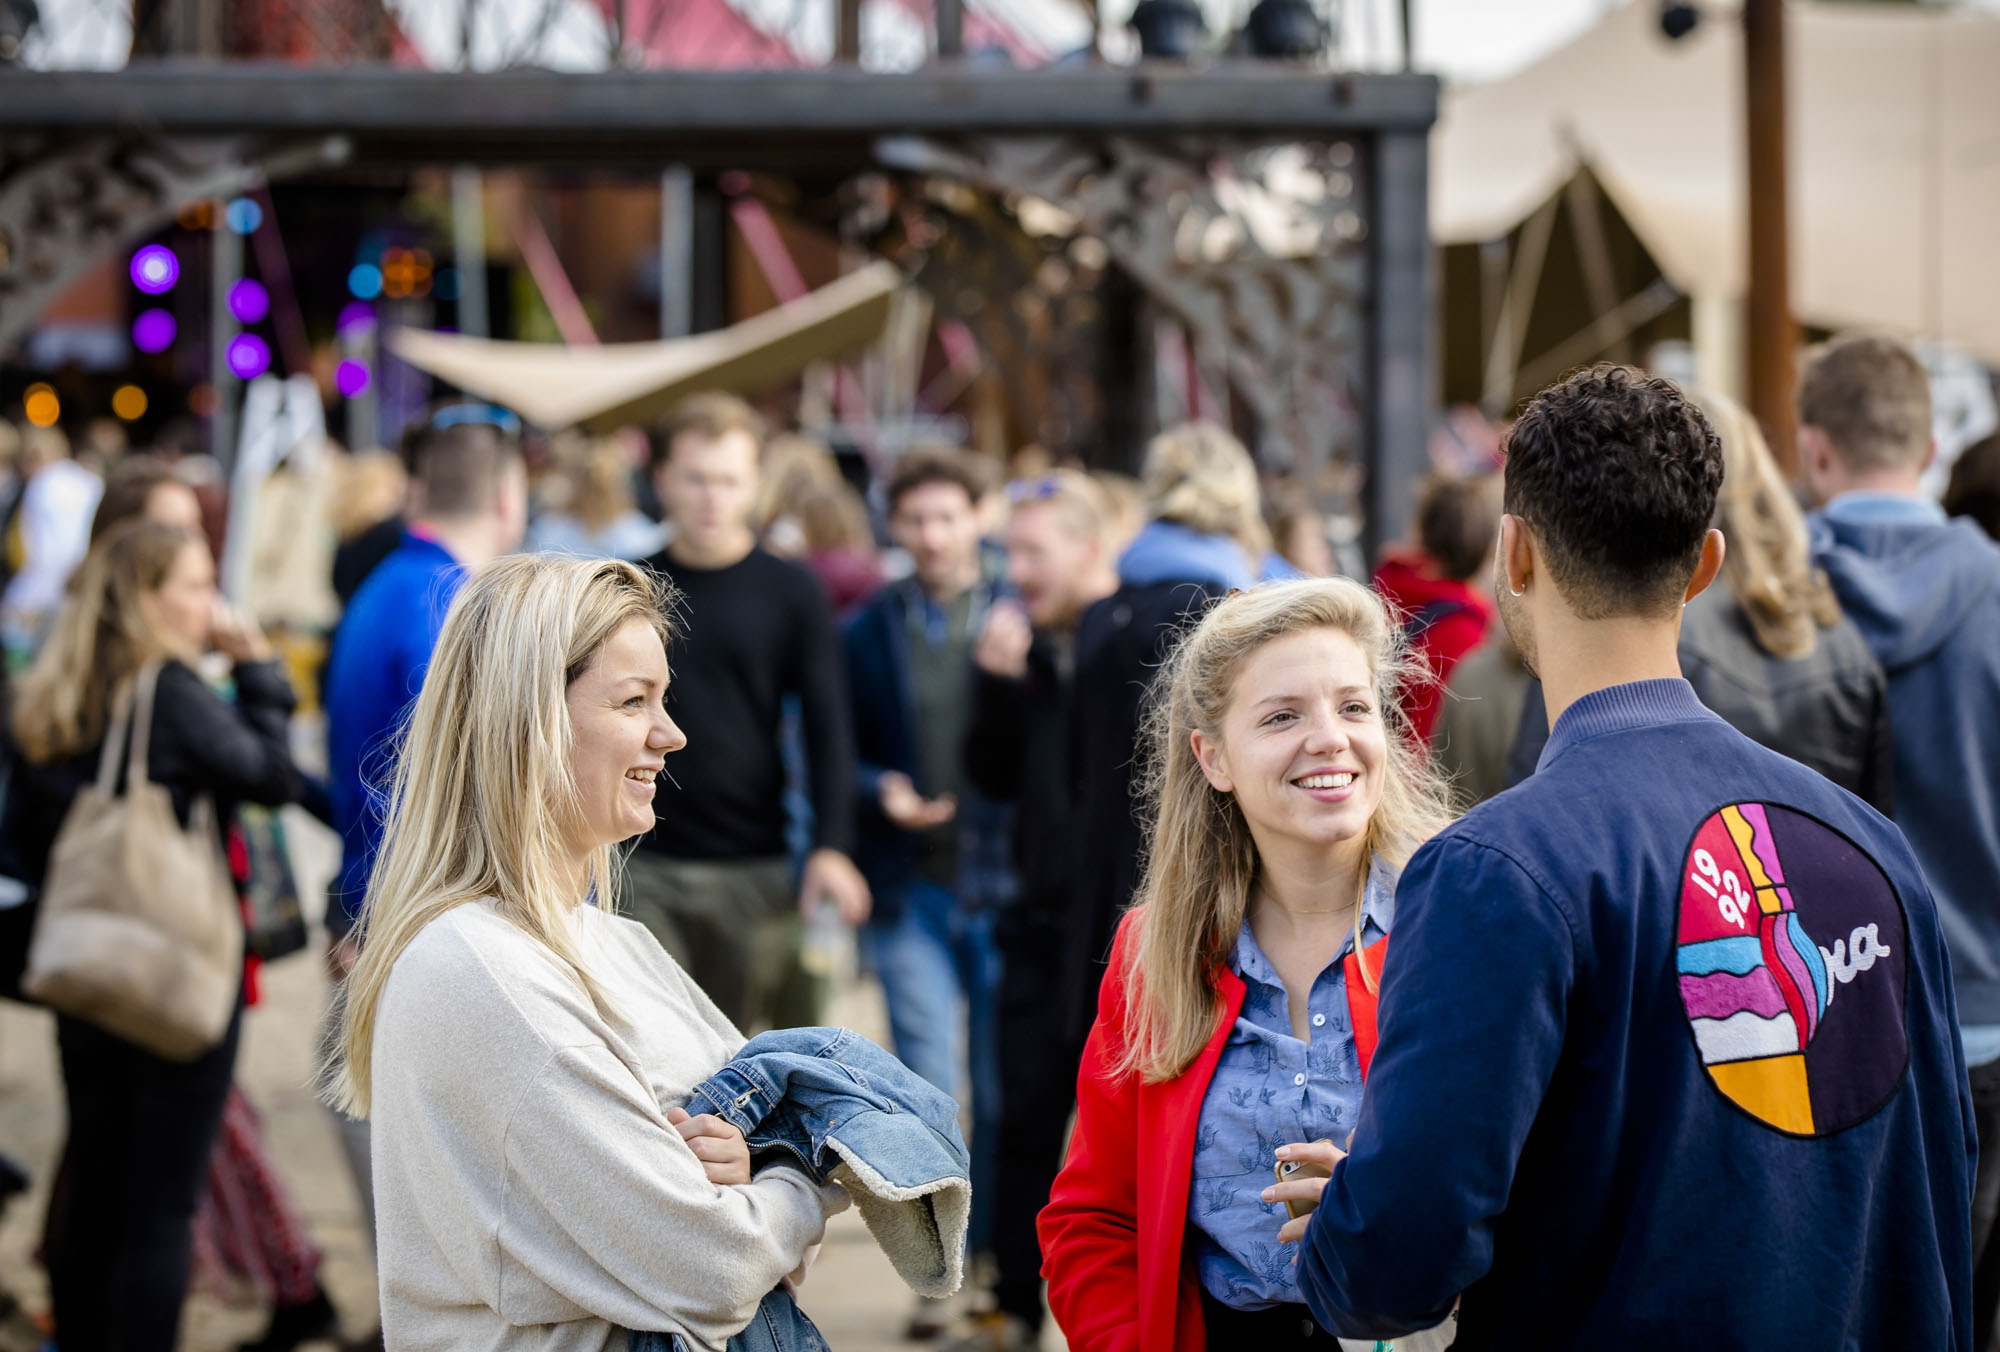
[1267,1138,1348,1245]
[668,1106,751,1187]
[209,599,274,664]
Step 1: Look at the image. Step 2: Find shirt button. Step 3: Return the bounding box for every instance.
[1293,1072,1307,1086]
[1312,1013,1326,1028]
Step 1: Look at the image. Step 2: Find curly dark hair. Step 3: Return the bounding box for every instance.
[1503,364,1723,619]
[886,444,992,514]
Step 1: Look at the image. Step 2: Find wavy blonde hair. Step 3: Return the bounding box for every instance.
[1116,578,1456,1083]
[11,521,201,763]
[327,553,677,1117]
[1696,390,1841,660]
[1140,423,1272,561]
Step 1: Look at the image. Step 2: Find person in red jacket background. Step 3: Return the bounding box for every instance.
[1372,474,1502,746]
[1038,578,1455,1352]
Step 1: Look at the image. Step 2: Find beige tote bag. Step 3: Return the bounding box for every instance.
[24,661,242,1060]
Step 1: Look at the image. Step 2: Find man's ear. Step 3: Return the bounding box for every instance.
[1191,728,1233,794]
[1684,528,1726,604]
[1922,437,1939,476]
[1498,513,1535,596]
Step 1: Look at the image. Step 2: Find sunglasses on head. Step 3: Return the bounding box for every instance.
[1006,476,1062,504]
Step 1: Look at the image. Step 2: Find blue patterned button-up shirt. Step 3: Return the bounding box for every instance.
[1187,859,1398,1310]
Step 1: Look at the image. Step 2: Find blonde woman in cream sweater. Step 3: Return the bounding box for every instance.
[327,554,848,1352]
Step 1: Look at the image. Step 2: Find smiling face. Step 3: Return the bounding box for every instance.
[563,615,687,852]
[1191,625,1388,866]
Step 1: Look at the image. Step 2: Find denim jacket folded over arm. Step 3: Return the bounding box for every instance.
[685,1026,972,1298]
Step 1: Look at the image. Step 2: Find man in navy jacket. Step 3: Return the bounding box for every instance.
[1278,365,1973,1348]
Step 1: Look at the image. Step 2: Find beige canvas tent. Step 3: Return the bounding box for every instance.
[1432,0,2000,373]
[388,262,902,431]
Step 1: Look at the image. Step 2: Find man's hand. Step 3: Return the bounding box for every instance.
[799,848,871,925]
[973,600,1033,680]
[1268,1138,1348,1245]
[879,772,957,833]
[668,1106,751,1187]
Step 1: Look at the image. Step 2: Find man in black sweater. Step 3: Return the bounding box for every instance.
[958,470,1118,1351]
[632,393,868,1031]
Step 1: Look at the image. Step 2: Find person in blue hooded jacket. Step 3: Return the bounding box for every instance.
[1797,331,2000,1347]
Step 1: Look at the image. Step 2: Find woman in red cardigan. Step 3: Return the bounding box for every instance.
[1039,578,1455,1352]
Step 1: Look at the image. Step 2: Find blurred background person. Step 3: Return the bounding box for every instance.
[1265,483,1337,578]
[794,481,883,619]
[90,454,206,546]
[2,425,101,658]
[1429,628,1530,809]
[86,450,348,1352]
[5,520,308,1352]
[845,445,1003,1340]
[1371,473,1500,745]
[633,393,868,1032]
[1090,470,1144,557]
[1945,431,2000,542]
[329,448,410,609]
[754,432,845,560]
[1797,334,2000,1346]
[956,469,1117,1352]
[525,433,665,561]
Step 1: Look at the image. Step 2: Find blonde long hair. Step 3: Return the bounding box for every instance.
[11,520,199,763]
[327,553,677,1117]
[1117,578,1456,1084]
[1140,423,1273,562]
[1696,391,1842,659]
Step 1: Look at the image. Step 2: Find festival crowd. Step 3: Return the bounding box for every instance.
[0,330,1996,1352]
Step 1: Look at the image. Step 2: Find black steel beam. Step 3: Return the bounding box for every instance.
[0,64,1437,163]
[1364,124,1434,566]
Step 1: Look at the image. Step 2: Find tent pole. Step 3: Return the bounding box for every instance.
[1743,0,1796,472]
[1481,192,1558,416]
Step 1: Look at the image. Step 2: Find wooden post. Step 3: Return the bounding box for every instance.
[1743,0,1796,472]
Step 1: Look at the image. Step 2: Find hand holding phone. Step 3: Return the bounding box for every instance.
[1266,1138,1347,1243]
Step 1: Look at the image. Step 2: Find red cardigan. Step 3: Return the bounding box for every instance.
[1039,913,1386,1352]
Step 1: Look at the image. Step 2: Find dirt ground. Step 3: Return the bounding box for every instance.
[0,800,1061,1351]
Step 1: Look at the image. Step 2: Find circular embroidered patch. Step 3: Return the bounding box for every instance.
[1675,802,1909,1137]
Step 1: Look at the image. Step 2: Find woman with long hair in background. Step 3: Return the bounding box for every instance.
[5,519,305,1351]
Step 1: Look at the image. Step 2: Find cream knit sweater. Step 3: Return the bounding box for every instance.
[368,900,846,1352]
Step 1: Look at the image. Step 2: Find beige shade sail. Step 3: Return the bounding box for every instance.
[1432,0,2000,366]
[387,261,902,431]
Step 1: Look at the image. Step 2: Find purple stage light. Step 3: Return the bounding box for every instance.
[226,333,271,380]
[335,359,371,398]
[130,245,180,294]
[335,301,376,336]
[131,308,177,354]
[227,278,269,324]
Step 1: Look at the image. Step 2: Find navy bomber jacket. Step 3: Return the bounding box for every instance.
[1299,678,1974,1350]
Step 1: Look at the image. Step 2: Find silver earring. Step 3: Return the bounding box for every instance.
[1509,581,1525,598]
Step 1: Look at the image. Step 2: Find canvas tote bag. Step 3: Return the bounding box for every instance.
[24,661,242,1060]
